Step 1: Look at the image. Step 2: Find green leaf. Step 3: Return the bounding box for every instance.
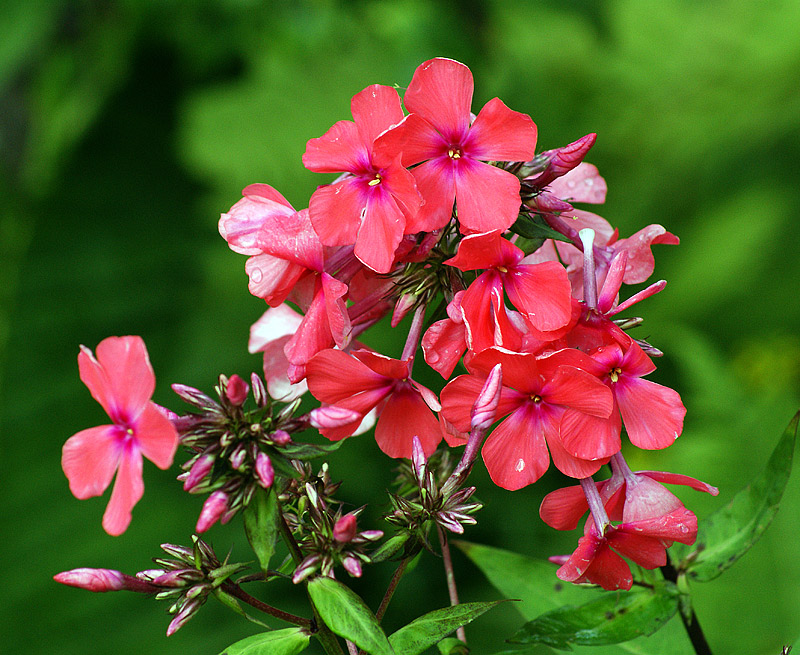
[508,584,679,650]
[307,577,394,655]
[457,541,692,655]
[244,487,281,575]
[370,533,410,563]
[680,411,800,582]
[437,637,470,655]
[220,627,310,654]
[280,440,344,460]
[213,589,269,629]
[389,601,506,655]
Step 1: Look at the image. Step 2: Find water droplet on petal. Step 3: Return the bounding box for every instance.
[566,180,576,188]
[515,458,525,472]
[251,268,263,283]
[585,178,594,186]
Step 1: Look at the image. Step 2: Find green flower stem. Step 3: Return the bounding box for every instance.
[220,580,311,628]
[660,561,713,655]
[437,525,466,643]
[376,557,410,623]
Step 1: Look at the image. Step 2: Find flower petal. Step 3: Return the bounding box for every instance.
[408,158,456,233]
[466,97,537,161]
[539,484,589,531]
[453,159,521,234]
[351,84,405,147]
[504,261,573,333]
[62,425,121,499]
[303,119,367,173]
[404,58,473,140]
[354,190,405,273]
[375,385,442,458]
[134,403,179,470]
[615,376,685,449]
[102,444,144,536]
[308,179,364,247]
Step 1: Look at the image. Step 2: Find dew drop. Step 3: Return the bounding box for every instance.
[585,178,594,186]
[566,180,576,188]
[515,458,525,472]
[251,268,263,283]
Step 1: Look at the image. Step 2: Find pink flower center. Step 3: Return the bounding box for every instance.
[447,146,462,159]
[530,394,543,404]
[368,173,382,186]
[609,367,622,383]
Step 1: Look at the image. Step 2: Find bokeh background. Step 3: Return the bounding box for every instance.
[2,1,799,653]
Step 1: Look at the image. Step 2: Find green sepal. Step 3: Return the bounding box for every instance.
[370,533,410,563]
[678,411,799,582]
[280,440,344,461]
[388,601,506,655]
[307,576,394,655]
[507,583,679,650]
[219,627,310,654]
[244,486,281,575]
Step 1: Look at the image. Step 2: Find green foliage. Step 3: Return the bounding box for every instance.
[307,577,393,655]
[243,487,280,576]
[508,584,678,650]
[220,627,310,655]
[677,412,800,582]
[388,601,507,655]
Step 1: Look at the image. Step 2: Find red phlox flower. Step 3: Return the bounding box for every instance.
[440,347,614,490]
[375,58,537,234]
[305,349,442,459]
[589,340,686,450]
[422,291,468,378]
[62,336,178,536]
[303,84,421,274]
[248,304,308,401]
[445,231,574,337]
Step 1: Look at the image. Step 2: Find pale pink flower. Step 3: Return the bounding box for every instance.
[62,336,178,535]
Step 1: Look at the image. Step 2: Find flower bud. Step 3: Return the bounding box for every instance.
[250,372,267,407]
[333,514,358,543]
[54,568,126,592]
[391,293,416,328]
[342,556,363,578]
[183,454,214,492]
[196,491,228,533]
[229,444,247,470]
[255,452,275,488]
[225,374,249,406]
[471,364,503,433]
[527,132,597,189]
[292,555,320,584]
[271,429,291,446]
[166,598,203,636]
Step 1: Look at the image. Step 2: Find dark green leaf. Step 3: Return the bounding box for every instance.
[280,440,344,461]
[214,589,269,629]
[510,213,573,245]
[307,577,394,655]
[389,601,506,655]
[680,411,799,582]
[458,541,692,655]
[508,584,679,650]
[220,627,310,654]
[437,637,470,655]
[244,487,280,575]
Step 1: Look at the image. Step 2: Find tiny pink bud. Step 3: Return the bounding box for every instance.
[309,406,361,430]
[196,491,228,533]
[54,568,126,592]
[471,364,503,432]
[271,429,291,446]
[529,132,597,188]
[166,599,201,636]
[391,293,416,328]
[255,452,275,488]
[291,555,320,584]
[527,191,574,213]
[411,436,426,480]
[229,444,247,470]
[333,514,358,543]
[342,556,362,578]
[226,374,249,406]
[183,454,214,492]
[548,554,570,566]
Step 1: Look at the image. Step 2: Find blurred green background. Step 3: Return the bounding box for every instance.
[2,1,799,653]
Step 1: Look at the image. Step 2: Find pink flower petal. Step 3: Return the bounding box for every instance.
[102,444,144,536]
[373,113,445,167]
[257,208,324,273]
[638,470,719,496]
[408,158,456,233]
[321,272,351,348]
[608,532,666,569]
[547,163,607,205]
[81,336,155,421]
[445,230,521,271]
[354,191,405,273]
[375,385,442,458]
[545,422,606,479]
[421,317,466,378]
[615,376,685,449]
[466,97,537,161]
[308,179,365,247]
[303,119,367,174]
[62,425,121,500]
[245,254,306,306]
[614,224,680,285]
[219,186,295,256]
[133,403,178,470]
[351,84,405,147]
[306,349,390,405]
[544,366,613,418]
[504,261,573,332]
[453,159,521,234]
[481,404,550,490]
[404,58,473,140]
[559,409,621,461]
[539,484,589,531]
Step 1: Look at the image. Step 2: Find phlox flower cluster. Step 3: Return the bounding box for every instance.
[59,57,716,602]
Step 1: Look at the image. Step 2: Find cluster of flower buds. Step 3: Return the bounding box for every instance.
[280,463,383,582]
[55,537,247,636]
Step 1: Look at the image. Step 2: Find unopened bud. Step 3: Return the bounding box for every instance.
[309,405,361,430]
[183,454,214,492]
[528,133,597,189]
[229,444,247,470]
[291,555,320,584]
[471,364,503,432]
[333,514,358,543]
[166,599,202,636]
[226,374,249,406]
[171,384,221,412]
[250,372,267,407]
[196,491,228,533]
[54,568,126,592]
[411,436,427,480]
[342,556,362,578]
[391,293,416,328]
[271,429,291,446]
[255,452,275,488]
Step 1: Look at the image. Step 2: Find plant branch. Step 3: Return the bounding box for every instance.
[660,561,713,655]
[376,557,410,623]
[437,525,466,643]
[220,581,312,628]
